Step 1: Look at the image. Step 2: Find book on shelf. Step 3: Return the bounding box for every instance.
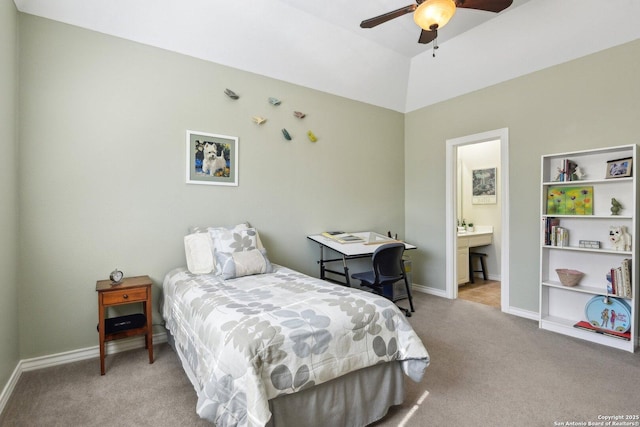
[543,218,568,246]
[607,259,632,298]
[554,158,578,182]
[566,159,578,181]
[606,271,616,295]
[555,227,569,247]
[573,321,631,341]
[321,232,365,244]
[543,217,560,246]
[622,258,632,297]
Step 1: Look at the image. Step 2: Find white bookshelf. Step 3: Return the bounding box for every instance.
[539,145,638,352]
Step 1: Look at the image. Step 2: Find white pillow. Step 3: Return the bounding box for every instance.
[184,233,215,274]
[215,248,273,279]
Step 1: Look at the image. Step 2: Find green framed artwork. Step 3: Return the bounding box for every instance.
[546,186,593,215]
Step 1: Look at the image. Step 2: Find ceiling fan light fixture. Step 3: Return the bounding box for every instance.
[414,0,456,31]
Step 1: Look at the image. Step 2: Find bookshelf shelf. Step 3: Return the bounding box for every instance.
[541,215,633,220]
[540,317,632,351]
[539,145,638,352]
[542,177,633,186]
[543,245,632,255]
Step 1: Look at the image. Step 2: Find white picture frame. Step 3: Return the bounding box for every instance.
[472,167,497,204]
[186,130,238,186]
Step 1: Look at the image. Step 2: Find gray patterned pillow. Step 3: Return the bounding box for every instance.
[215,248,273,279]
[189,221,251,234]
[196,222,264,248]
[209,227,259,253]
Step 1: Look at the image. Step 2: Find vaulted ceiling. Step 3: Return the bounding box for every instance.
[13,0,640,112]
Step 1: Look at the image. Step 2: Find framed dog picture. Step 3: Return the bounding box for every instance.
[186,130,238,186]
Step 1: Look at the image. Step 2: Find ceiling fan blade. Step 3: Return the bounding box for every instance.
[418,28,437,44]
[360,4,417,28]
[455,0,513,13]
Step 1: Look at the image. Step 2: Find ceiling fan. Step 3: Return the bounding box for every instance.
[360,0,513,46]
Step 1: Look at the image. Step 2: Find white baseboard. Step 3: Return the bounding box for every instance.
[19,331,168,372]
[413,282,539,323]
[0,331,167,416]
[505,306,538,321]
[0,363,21,419]
[412,283,447,298]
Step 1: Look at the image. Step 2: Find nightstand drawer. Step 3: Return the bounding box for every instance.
[101,287,147,305]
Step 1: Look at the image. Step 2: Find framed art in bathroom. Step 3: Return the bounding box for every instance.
[472,167,497,204]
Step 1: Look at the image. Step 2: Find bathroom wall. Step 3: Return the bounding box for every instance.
[459,140,501,279]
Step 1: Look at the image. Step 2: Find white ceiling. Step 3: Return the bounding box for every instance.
[13,0,640,112]
[277,0,533,58]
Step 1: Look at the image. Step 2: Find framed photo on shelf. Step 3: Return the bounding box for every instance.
[186,130,238,186]
[605,157,632,179]
[472,167,497,204]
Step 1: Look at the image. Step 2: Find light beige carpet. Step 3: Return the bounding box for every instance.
[2,292,639,426]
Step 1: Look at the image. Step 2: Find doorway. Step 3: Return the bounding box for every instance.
[445,128,510,311]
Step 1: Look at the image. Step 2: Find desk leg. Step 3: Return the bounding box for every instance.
[342,256,351,287]
[318,245,326,280]
[314,243,353,287]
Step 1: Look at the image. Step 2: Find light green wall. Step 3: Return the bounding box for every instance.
[406,39,640,312]
[9,11,640,361]
[0,0,19,388]
[17,14,405,358]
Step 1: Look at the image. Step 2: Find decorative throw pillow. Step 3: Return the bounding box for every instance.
[191,222,265,249]
[215,248,273,279]
[209,226,259,254]
[189,221,250,234]
[184,233,215,274]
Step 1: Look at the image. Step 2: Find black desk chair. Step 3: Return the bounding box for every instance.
[351,243,415,317]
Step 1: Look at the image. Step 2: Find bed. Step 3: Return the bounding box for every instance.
[162,224,430,426]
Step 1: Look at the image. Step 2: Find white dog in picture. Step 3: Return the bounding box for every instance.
[201,143,226,175]
[609,225,631,251]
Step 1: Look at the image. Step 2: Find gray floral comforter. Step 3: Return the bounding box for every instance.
[162,265,430,427]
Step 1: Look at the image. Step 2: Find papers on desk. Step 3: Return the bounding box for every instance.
[321,231,366,244]
[321,231,402,245]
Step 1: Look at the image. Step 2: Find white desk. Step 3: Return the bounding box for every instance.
[307,232,417,287]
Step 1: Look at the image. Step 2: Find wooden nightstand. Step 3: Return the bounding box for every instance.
[96,275,154,375]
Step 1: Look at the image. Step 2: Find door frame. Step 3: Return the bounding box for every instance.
[445,128,510,311]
